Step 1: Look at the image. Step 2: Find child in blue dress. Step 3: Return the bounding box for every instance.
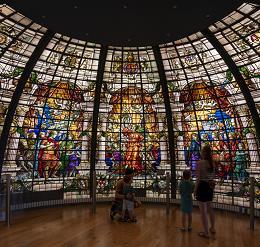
[179,170,195,231]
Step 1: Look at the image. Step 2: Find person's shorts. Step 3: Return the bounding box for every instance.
[196,181,214,202]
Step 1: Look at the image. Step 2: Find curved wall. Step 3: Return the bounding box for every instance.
[0,3,259,207]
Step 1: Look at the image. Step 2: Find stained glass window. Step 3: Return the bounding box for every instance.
[97,47,169,197]
[0,3,259,207]
[160,2,259,206]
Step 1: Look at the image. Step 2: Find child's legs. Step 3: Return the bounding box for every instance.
[122,200,127,218]
[128,209,135,219]
[182,212,187,228]
[188,213,192,227]
[127,201,135,219]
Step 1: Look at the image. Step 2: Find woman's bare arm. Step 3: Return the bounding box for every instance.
[194,161,201,195]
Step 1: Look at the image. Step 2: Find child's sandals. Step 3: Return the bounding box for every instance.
[131,218,137,222]
[127,218,137,223]
[198,232,210,238]
[179,227,192,232]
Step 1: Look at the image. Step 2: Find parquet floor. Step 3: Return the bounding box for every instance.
[0,204,259,247]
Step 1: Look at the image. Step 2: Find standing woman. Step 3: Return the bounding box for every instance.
[195,145,216,238]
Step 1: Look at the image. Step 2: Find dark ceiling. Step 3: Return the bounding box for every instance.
[3,0,257,46]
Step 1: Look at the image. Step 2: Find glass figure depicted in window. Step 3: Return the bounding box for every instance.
[105,86,161,174]
[18,81,84,179]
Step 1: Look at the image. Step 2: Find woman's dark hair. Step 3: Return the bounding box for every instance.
[201,145,214,172]
[183,170,191,180]
[124,167,134,175]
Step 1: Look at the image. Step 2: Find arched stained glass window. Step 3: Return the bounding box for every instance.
[1,5,101,195]
[94,47,170,196]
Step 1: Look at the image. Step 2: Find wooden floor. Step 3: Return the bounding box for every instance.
[0,204,259,247]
